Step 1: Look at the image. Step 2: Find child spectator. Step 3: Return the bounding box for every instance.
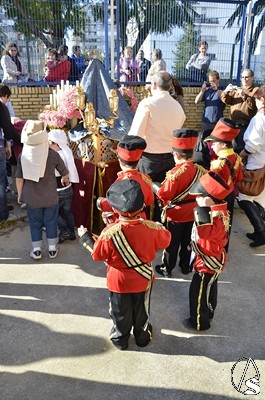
[154,129,206,277]
[44,48,60,78]
[183,171,232,331]
[204,118,243,248]
[78,179,171,350]
[16,121,69,260]
[97,135,154,222]
[44,46,71,82]
[48,129,79,243]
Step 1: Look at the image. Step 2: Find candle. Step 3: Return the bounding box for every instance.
[49,94,53,106]
[76,80,80,87]
[61,80,64,92]
[52,90,57,108]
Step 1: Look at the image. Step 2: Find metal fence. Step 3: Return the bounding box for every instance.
[0,0,264,85]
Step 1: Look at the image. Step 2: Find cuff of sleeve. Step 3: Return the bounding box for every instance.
[194,206,213,226]
[79,232,95,253]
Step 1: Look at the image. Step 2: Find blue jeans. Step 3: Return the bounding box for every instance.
[27,204,59,244]
[0,140,8,221]
[58,186,75,234]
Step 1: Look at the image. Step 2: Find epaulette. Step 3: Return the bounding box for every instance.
[212,210,230,232]
[141,220,164,230]
[140,172,152,186]
[194,163,207,174]
[101,222,122,240]
[211,158,226,172]
[166,163,187,182]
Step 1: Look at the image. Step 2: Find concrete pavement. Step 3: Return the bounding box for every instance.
[0,197,265,399]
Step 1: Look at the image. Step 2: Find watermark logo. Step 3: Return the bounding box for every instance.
[231,357,260,395]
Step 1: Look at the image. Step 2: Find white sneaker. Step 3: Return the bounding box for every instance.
[30,250,42,260]
[49,249,58,259]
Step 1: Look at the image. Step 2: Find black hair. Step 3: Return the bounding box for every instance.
[118,156,139,168]
[0,84,11,98]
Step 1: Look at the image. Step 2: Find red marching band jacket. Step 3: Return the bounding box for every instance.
[157,161,206,222]
[81,218,171,293]
[98,169,154,221]
[191,203,230,275]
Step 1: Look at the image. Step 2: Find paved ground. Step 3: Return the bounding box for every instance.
[0,194,265,400]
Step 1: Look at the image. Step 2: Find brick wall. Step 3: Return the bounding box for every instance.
[10,86,53,121]
[10,86,229,131]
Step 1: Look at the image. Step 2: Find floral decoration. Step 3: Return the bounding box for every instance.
[39,87,82,128]
[118,87,138,113]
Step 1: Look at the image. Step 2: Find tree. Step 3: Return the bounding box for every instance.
[92,0,198,53]
[225,1,265,54]
[172,23,199,80]
[0,0,90,49]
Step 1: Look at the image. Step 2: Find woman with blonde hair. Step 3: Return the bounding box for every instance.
[118,46,140,82]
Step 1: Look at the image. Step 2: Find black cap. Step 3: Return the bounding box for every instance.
[106,179,144,215]
[172,129,198,152]
[117,135,147,161]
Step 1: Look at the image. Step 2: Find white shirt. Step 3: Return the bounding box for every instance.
[244,109,265,170]
[128,90,186,153]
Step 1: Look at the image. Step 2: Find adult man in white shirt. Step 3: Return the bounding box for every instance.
[128,70,186,219]
[129,70,186,181]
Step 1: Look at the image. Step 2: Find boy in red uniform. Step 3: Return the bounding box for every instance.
[154,129,206,277]
[184,171,232,331]
[78,180,171,350]
[204,118,243,248]
[97,135,154,222]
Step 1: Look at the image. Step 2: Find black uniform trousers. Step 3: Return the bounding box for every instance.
[109,288,152,348]
[162,220,193,274]
[189,271,218,331]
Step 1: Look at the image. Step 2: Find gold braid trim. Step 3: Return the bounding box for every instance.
[141,220,164,230]
[101,223,122,240]
[210,158,226,172]
[234,154,243,171]
[166,163,187,181]
[194,163,207,174]
[140,173,152,186]
[212,210,230,232]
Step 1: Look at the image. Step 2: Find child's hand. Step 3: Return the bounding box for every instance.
[78,225,88,237]
[196,196,215,207]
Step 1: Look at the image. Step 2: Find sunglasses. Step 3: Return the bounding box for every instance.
[241,76,251,79]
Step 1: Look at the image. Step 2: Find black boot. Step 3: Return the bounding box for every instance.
[238,200,265,247]
[253,201,265,221]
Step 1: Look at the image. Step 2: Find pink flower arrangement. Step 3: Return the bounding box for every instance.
[118,87,138,113]
[39,87,82,128]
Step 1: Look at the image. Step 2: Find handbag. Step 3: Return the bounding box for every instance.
[237,166,265,196]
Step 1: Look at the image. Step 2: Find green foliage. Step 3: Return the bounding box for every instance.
[91,0,198,51]
[0,0,90,48]
[172,23,199,79]
[225,3,265,54]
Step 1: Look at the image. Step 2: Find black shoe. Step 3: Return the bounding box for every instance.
[69,232,76,241]
[250,237,265,247]
[59,232,71,243]
[155,264,171,278]
[246,232,256,240]
[183,318,197,330]
[7,205,14,211]
[181,267,192,275]
[112,341,128,351]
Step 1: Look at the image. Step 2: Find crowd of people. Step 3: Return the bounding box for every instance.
[1,44,265,350]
